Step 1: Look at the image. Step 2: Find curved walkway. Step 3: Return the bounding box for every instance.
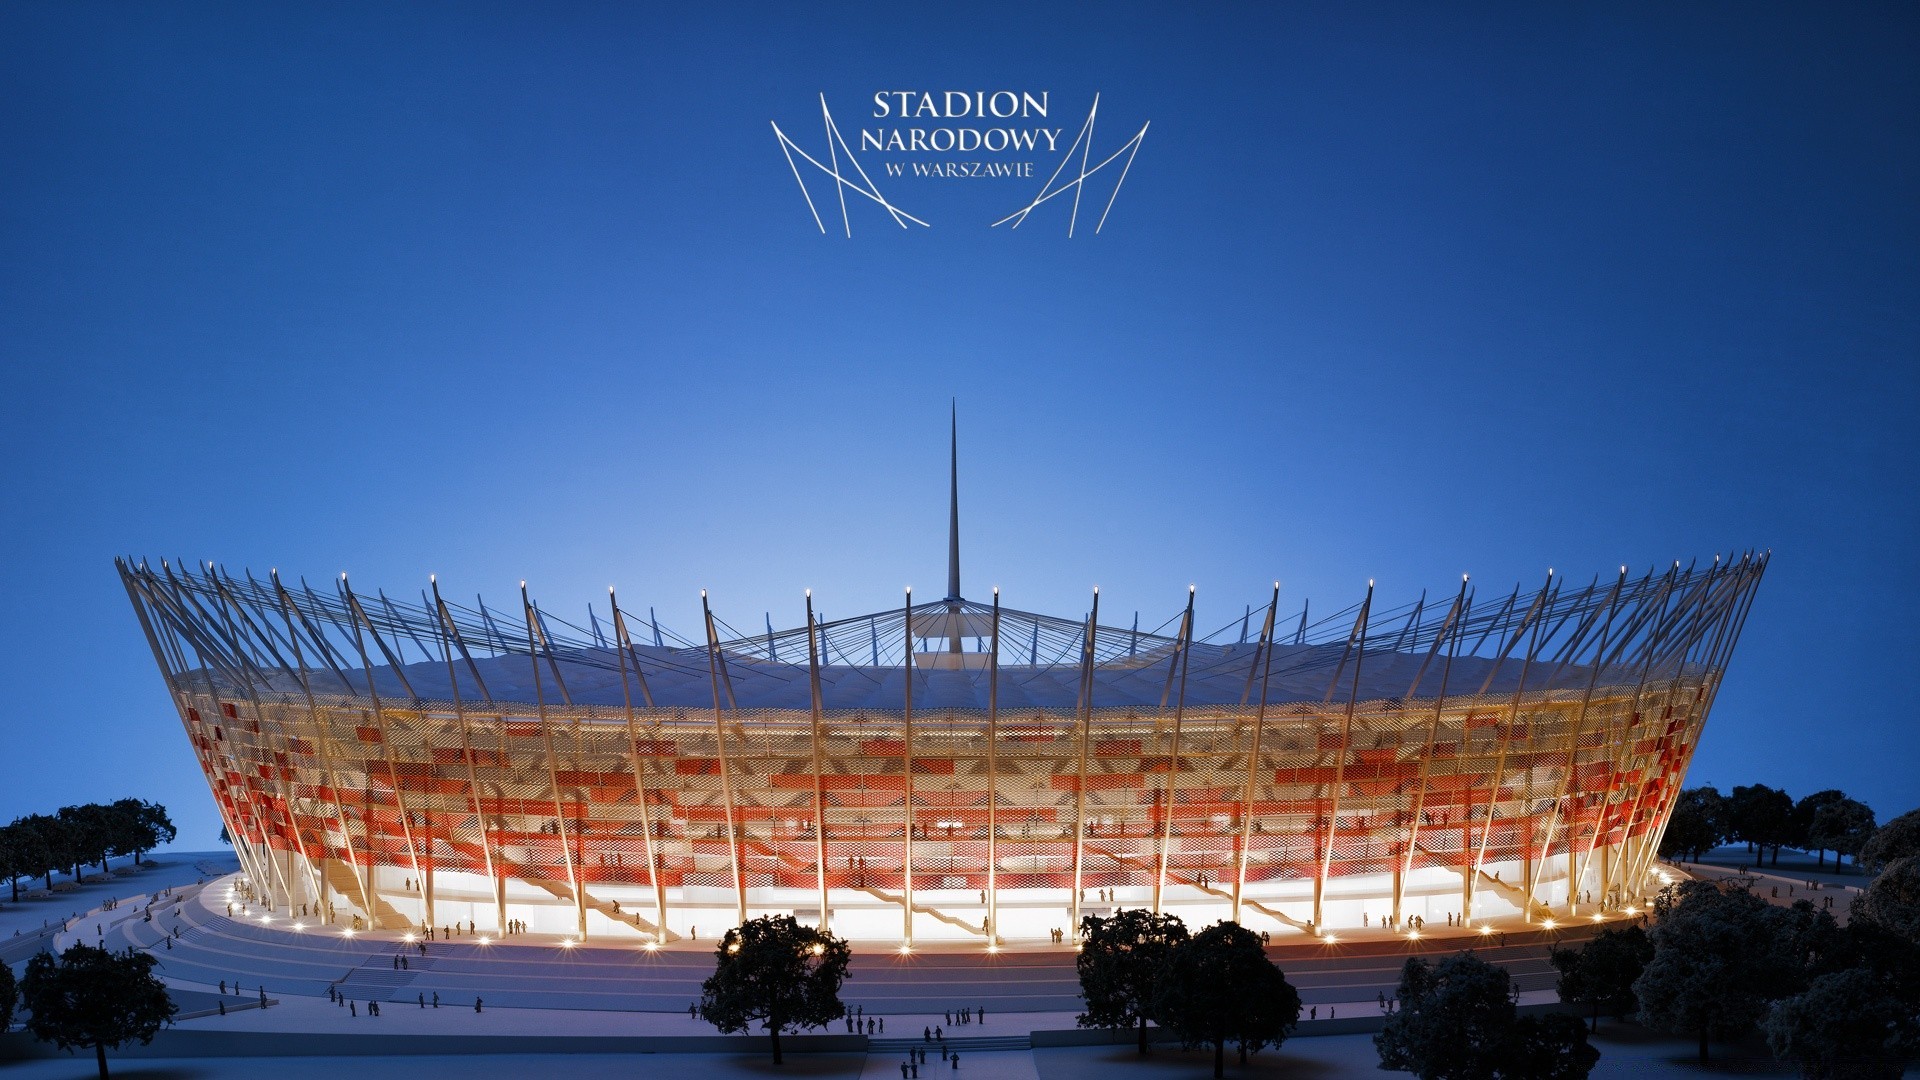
[102,873,1602,1022]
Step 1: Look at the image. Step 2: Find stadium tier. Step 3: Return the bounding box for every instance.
[117,549,1762,945]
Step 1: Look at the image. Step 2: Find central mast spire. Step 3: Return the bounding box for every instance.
[946,400,961,602]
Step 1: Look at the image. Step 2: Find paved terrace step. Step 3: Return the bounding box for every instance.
[870,1035,1032,1053]
[104,875,1592,1013]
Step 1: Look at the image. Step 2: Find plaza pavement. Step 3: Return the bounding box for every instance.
[12,850,1890,1076]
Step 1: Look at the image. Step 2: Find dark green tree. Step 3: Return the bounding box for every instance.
[1808,799,1876,871]
[696,915,850,1065]
[1766,967,1920,1080]
[1633,879,1809,1063]
[107,800,175,867]
[3,819,52,901]
[1660,787,1726,861]
[1729,784,1795,865]
[20,943,177,1080]
[16,814,71,889]
[1502,1014,1603,1080]
[1859,808,1920,874]
[1792,790,1850,867]
[1075,907,1190,1055]
[1852,856,1920,945]
[1550,924,1654,1030]
[1376,952,1597,1080]
[58,805,115,876]
[1153,921,1299,1078]
[0,954,16,1030]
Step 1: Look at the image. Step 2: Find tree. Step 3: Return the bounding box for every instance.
[58,805,116,876]
[1852,856,1920,945]
[1375,952,1597,1080]
[1550,924,1654,1030]
[1859,808,1920,874]
[1809,799,1876,871]
[1660,787,1726,861]
[15,814,70,889]
[0,955,16,1030]
[20,943,177,1080]
[1153,921,1299,1078]
[1729,784,1794,865]
[3,819,52,901]
[107,800,175,867]
[1766,967,1920,1080]
[1075,907,1189,1055]
[696,915,850,1065]
[1633,879,1809,1063]
[1502,1014,1604,1080]
[1792,790,1849,867]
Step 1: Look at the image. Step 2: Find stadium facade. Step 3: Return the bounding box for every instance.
[118,438,1764,944]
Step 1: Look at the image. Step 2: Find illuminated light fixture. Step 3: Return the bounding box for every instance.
[643,942,659,952]
[402,934,416,943]
[986,944,999,953]
[1591,914,1605,923]
[561,938,577,948]
[727,942,740,953]
[811,943,825,955]
[897,944,911,954]
[342,929,356,938]
[478,936,492,945]
[292,922,305,932]
[1406,930,1420,940]
[1541,919,1557,930]
[1624,906,1638,916]
[1478,925,1493,936]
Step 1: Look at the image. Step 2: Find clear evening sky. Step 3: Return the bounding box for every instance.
[2,3,1914,852]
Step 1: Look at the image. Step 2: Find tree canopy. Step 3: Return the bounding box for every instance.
[695,915,850,1064]
[1375,952,1597,1080]
[1792,790,1850,867]
[2,801,176,900]
[1765,967,1920,1080]
[1728,784,1794,864]
[1860,808,1920,874]
[1153,921,1299,1079]
[1659,787,1726,861]
[1853,856,1920,945]
[20,943,177,1080]
[1550,924,1653,1031]
[1076,907,1190,1055]
[0,957,16,1031]
[1633,879,1814,1063]
[1807,799,1876,870]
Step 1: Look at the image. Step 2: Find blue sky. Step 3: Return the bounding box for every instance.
[2,2,1915,852]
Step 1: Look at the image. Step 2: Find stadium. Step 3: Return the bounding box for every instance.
[116,441,1764,947]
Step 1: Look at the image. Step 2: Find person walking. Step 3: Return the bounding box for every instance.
[350,1000,357,1017]
[419,993,425,1008]
[475,997,483,1012]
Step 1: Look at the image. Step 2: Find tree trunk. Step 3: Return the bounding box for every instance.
[95,1042,109,1080]
[1138,1015,1149,1055]
[770,1025,782,1065]
[1213,1038,1225,1079]
[1698,1027,1710,1064]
